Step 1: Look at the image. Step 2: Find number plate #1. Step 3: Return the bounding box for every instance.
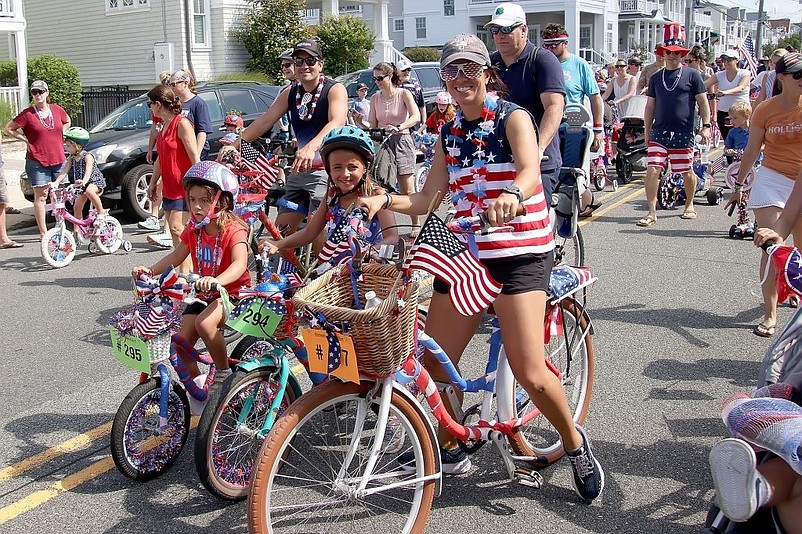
[227,298,283,338]
[109,326,151,373]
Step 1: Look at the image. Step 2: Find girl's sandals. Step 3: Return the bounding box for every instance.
[753,322,776,338]
[636,215,657,227]
[680,208,697,220]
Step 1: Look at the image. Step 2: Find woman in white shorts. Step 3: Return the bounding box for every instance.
[727,52,802,337]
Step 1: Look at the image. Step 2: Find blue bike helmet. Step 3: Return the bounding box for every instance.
[320,125,375,167]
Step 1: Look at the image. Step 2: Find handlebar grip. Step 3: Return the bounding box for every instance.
[760,240,777,253]
[726,202,736,217]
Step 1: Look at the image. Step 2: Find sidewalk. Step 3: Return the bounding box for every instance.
[2,139,35,232]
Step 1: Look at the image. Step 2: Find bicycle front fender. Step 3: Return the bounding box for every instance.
[235,355,280,374]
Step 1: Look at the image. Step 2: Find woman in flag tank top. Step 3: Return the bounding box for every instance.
[359,32,604,501]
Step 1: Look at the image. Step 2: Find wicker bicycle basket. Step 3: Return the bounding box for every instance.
[146,333,172,365]
[292,263,418,376]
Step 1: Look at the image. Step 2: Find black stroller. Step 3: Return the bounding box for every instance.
[613,95,648,185]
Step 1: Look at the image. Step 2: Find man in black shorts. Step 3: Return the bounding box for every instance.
[242,39,347,233]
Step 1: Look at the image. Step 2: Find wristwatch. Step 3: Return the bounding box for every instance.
[702,123,711,128]
[501,184,525,204]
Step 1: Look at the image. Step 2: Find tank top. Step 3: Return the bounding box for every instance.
[612,76,634,116]
[69,153,106,189]
[716,69,750,112]
[323,190,383,264]
[440,95,554,259]
[156,115,193,200]
[374,90,410,131]
[289,77,336,168]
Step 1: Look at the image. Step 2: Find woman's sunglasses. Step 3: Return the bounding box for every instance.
[373,75,387,82]
[280,62,293,69]
[488,24,521,35]
[440,62,486,82]
[293,57,319,67]
[31,90,45,96]
[783,71,802,80]
[615,64,626,68]
[168,81,186,87]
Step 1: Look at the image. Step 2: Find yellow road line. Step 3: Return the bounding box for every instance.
[580,185,645,226]
[0,422,112,483]
[0,418,198,526]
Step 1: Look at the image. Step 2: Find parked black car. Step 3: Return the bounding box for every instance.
[336,62,442,113]
[22,81,282,220]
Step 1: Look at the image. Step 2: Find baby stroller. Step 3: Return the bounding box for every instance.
[657,138,724,210]
[613,95,648,185]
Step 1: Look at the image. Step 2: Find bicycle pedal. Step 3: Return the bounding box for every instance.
[513,467,543,488]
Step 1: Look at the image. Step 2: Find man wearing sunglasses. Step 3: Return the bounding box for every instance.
[241,39,347,235]
[485,2,566,203]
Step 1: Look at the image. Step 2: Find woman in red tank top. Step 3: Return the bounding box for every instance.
[146,85,199,273]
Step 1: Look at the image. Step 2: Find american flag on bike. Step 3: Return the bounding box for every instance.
[402,213,501,316]
[241,153,280,190]
[278,259,304,287]
[738,33,758,78]
[710,154,729,174]
[318,215,353,263]
[133,300,166,339]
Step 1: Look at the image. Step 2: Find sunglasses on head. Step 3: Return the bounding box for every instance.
[280,62,293,69]
[373,75,387,82]
[488,24,521,35]
[293,57,318,67]
[31,90,45,95]
[542,40,567,50]
[440,62,486,82]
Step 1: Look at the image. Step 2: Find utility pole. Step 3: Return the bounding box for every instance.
[754,0,765,57]
[686,0,696,46]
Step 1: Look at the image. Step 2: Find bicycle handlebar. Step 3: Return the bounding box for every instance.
[445,205,526,234]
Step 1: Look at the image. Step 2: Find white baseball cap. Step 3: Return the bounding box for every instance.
[484,3,526,28]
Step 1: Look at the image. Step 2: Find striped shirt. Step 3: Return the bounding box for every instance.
[441,96,554,259]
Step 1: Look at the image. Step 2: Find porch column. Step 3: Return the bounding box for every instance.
[14,30,27,111]
[320,0,338,18]
[565,3,580,55]
[371,0,394,64]
[635,21,641,51]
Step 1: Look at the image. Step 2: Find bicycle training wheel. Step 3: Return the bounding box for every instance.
[195,367,299,500]
[507,298,594,467]
[553,225,584,267]
[110,379,191,481]
[41,227,76,268]
[95,216,124,254]
[248,381,436,534]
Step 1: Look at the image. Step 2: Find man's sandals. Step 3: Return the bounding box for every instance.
[636,215,657,227]
[753,323,776,337]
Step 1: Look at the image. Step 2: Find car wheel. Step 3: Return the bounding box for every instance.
[121,164,154,221]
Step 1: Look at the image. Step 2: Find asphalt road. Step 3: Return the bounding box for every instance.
[0,177,794,534]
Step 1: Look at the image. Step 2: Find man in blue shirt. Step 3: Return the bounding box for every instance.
[486,2,565,203]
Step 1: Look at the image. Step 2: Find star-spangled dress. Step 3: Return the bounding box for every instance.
[441,96,554,259]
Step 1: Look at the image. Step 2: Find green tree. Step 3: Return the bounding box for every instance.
[316,15,375,77]
[762,34,802,59]
[403,47,441,63]
[233,0,311,83]
[28,55,82,118]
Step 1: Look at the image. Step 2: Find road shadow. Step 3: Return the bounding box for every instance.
[19,275,131,291]
[644,357,759,388]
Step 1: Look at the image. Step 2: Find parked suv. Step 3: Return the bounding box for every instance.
[21,81,282,220]
[336,62,442,112]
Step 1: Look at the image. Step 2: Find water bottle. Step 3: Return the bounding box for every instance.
[364,290,383,309]
[695,134,710,164]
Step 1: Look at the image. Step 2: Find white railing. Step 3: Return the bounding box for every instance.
[0,86,22,116]
[619,0,658,14]
[580,48,617,68]
[0,0,16,17]
[695,12,711,27]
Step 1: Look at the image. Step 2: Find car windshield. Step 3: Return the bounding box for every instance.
[336,70,379,99]
[90,96,152,132]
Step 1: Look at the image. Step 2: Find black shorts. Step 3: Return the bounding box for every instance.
[183,296,239,316]
[433,251,554,296]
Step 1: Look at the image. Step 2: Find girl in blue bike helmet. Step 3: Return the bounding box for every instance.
[132,161,249,386]
[260,125,397,262]
[54,127,107,221]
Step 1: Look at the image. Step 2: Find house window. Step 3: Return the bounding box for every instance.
[444,0,454,17]
[579,25,591,49]
[528,25,540,46]
[394,19,404,32]
[106,0,150,13]
[606,22,614,53]
[191,0,210,49]
[416,17,426,39]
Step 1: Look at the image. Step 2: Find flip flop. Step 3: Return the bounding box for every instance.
[753,323,776,337]
[636,215,657,227]
[4,207,21,214]
[680,209,698,220]
[0,241,23,249]
[578,202,602,218]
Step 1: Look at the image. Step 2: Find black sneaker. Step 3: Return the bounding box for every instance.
[398,446,471,475]
[565,424,604,502]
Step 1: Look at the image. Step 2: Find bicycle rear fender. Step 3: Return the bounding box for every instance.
[390,381,443,498]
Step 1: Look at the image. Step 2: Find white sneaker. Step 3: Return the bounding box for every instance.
[709,438,768,522]
[138,216,161,231]
[147,233,172,249]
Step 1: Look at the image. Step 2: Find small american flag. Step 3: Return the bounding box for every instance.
[402,213,502,316]
[318,214,353,263]
[278,259,304,287]
[134,301,166,339]
[738,33,758,78]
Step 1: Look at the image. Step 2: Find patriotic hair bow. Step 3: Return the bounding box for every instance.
[135,266,186,308]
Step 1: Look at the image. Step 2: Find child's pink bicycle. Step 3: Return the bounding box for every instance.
[40,182,131,268]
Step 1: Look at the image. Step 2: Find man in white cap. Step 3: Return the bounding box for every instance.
[396,58,426,131]
[485,2,566,204]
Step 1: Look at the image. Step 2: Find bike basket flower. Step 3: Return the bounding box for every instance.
[292,263,419,376]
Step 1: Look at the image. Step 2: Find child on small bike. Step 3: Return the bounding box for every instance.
[425,92,456,135]
[54,127,106,222]
[132,161,250,383]
[259,125,397,261]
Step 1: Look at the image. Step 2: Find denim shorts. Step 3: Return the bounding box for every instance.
[279,169,328,215]
[26,159,64,187]
[162,197,187,212]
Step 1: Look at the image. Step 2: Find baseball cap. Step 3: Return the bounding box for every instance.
[440,33,492,69]
[293,39,322,59]
[30,80,48,92]
[277,48,294,61]
[776,52,802,74]
[396,58,413,71]
[356,82,368,90]
[719,50,739,60]
[170,69,191,83]
[484,2,526,28]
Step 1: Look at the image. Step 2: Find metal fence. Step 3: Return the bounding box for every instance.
[74,86,146,129]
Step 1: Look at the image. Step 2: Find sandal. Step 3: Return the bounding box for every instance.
[636,215,657,227]
[4,206,21,215]
[0,241,23,249]
[578,195,602,218]
[789,296,800,308]
[753,323,776,337]
[680,209,697,220]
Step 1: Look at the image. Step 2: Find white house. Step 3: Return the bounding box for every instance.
[0,0,28,114]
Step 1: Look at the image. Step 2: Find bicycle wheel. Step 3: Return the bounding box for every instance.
[553,225,584,267]
[414,165,428,193]
[94,216,124,254]
[507,298,594,466]
[248,381,436,534]
[41,227,76,268]
[195,367,299,500]
[110,378,191,481]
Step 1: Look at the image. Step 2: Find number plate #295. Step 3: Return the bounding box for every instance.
[109,327,151,373]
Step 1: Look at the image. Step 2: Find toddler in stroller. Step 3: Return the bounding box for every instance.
[613,95,649,185]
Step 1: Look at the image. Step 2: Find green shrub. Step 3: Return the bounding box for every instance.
[317,16,374,77]
[0,99,14,128]
[28,55,82,118]
[403,47,441,63]
[214,71,274,84]
[0,60,17,87]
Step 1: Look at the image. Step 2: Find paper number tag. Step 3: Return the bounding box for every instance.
[109,327,151,373]
[227,299,282,338]
[300,328,359,383]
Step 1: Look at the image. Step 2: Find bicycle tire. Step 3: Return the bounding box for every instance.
[41,227,76,268]
[195,368,299,500]
[553,225,585,267]
[247,381,436,534]
[110,379,191,481]
[507,298,594,467]
[94,216,124,254]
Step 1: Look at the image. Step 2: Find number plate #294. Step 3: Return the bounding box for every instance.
[109,327,151,373]
[227,298,283,338]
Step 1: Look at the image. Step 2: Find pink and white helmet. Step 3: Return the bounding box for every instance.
[183,161,239,205]
[434,91,452,105]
